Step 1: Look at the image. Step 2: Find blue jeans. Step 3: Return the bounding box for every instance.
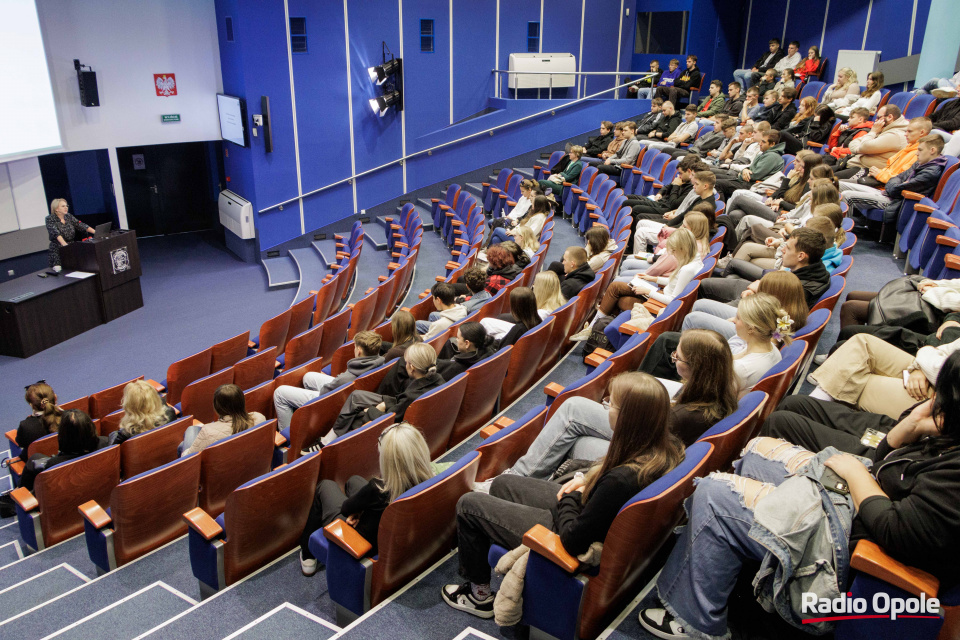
[916,77,956,93]
[733,69,755,90]
[415,319,431,334]
[489,227,511,245]
[178,425,202,455]
[681,299,738,340]
[508,397,612,478]
[656,439,814,640]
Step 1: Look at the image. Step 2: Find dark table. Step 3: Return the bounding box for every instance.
[0,269,103,358]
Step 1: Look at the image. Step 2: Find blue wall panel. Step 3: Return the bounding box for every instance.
[289,0,352,195]
[864,0,917,62]
[741,0,787,67]
[402,0,450,135]
[452,0,497,123]
[819,0,869,84]
[498,0,541,94]
[542,0,582,99]
[301,184,354,234]
[580,3,622,96]
[785,0,828,56]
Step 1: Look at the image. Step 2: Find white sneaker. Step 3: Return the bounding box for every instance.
[932,87,958,99]
[569,327,593,342]
[716,254,733,270]
[639,608,690,639]
[473,479,493,493]
[806,372,818,386]
[813,353,828,366]
[300,550,318,576]
[441,583,495,619]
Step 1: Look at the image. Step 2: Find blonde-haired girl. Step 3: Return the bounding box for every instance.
[533,271,566,316]
[732,292,792,391]
[111,381,177,444]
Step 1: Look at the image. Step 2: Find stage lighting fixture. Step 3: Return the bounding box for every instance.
[367,58,401,85]
[369,90,402,117]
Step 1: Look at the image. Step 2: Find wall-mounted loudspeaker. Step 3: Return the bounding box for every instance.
[78,71,99,107]
[261,96,273,153]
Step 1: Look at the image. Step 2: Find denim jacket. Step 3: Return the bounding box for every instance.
[748,447,865,634]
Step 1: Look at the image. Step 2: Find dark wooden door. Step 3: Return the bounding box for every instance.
[117,142,220,236]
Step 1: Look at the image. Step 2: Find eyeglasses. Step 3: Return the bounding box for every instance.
[601,397,617,411]
[24,379,46,390]
[670,351,687,365]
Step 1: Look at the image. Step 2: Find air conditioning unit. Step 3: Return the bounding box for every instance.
[508,53,576,90]
[218,189,254,240]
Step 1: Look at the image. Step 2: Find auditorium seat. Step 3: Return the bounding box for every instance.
[232,347,277,392]
[447,346,513,448]
[120,414,195,478]
[312,283,336,327]
[500,317,555,407]
[402,373,468,458]
[12,445,121,552]
[585,330,652,376]
[7,432,59,486]
[318,451,479,624]
[347,288,379,340]
[534,151,564,180]
[185,452,321,596]
[99,409,125,437]
[272,356,325,389]
[812,274,846,314]
[512,441,714,640]
[198,420,276,516]
[317,413,395,487]
[248,308,292,355]
[695,391,768,473]
[482,169,513,213]
[318,307,352,368]
[242,380,275,419]
[536,297,580,379]
[80,453,201,572]
[790,308,831,393]
[752,341,807,424]
[276,323,323,372]
[179,367,235,422]
[162,350,212,407]
[475,405,549,481]
[279,386,354,463]
[210,331,251,372]
[370,274,399,326]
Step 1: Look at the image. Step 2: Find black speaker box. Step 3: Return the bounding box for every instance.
[78,71,99,107]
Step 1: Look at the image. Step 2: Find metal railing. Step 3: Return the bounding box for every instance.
[492,69,657,100]
[258,71,655,215]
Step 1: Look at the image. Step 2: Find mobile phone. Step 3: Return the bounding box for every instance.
[861,428,886,448]
[902,370,911,387]
[820,468,850,495]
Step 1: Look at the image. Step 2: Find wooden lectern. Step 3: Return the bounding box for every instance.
[60,231,144,322]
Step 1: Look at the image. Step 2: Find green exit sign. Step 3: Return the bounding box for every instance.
[161,114,181,123]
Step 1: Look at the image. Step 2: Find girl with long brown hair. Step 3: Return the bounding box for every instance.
[444,372,683,618]
[15,382,63,462]
[181,384,266,456]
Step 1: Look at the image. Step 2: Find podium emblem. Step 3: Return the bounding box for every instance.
[110,247,131,274]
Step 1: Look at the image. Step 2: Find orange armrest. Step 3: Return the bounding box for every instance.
[619,163,633,169]
[946,254,960,269]
[937,235,960,248]
[643,175,655,181]
[395,241,408,249]
[652,182,663,189]
[275,431,288,447]
[927,218,955,230]
[589,213,600,219]
[192,419,203,427]
[902,190,924,201]
[388,262,401,270]
[479,425,501,439]
[347,303,355,310]
[145,379,166,393]
[632,168,643,174]
[544,382,565,398]
[247,340,257,349]
[9,460,25,476]
[275,360,283,369]
[584,353,606,367]
[337,252,348,259]
[184,507,224,541]
[435,275,447,282]
[431,198,440,203]
[571,187,583,194]
[850,540,939,598]
[309,289,319,295]
[562,182,573,187]
[418,291,430,299]
[578,196,588,202]
[914,204,935,214]
[482,182,491,187]
[323,520,372,560]
[445,261,461,270]
[5,429,17,445]
[391,252,401,259]
[619,323,639,336]
[523,524,579,573]
[334,234,344,240]
[335,242,345,250]
[378,275,388,282]
[806,142,824,148]
[331,264,342,271]
[79,500,112,529]
[10,488,38,512]
[454,239,468,246]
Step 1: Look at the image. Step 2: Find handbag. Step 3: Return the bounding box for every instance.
[866,275,943,334]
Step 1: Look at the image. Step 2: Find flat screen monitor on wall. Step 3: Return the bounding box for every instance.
[217,94,248,147]
[0,0,63,163]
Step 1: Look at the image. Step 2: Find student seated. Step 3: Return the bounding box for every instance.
[767,87,798,131]
[273,330,385,430]
[822,67,861,110]
[442,372,684,619]
[16,382,62,462]
[656,54,702,107]
[480,287,543,347]
[417,283,466,341]
[108,380,177,445]
[738,87,761,123]
[695,79,726,118]
[638,353,960,639]
[436,322,496,379]
[625,154,700,234]
[733,37,785,89]
[489,179,540,231]
[520,276,556,321]
[585,226,617,272]
[512,226,540,259]
[594,124,641,183]
[794,45,821,83]
[716,82,744,120]
[453,266,491,314]
[538,146,584,205]
[19,409,108,492]
[330,343,445,440]
[662,117,735,160]
[835,71,885,120]
[639,101,682,148]
[772,67,795,93]
[836,104,909,173]
[573,229,702,341]
[632,170,716,249]
[712,122,767,173]
[714,130,785,201]
[582,120,615,157]
[181,384,266,455]
[618,208,714,281]
[546,246,595,299]
[379,310,422,361]
[636,100,666,137]
[754,71,777,99]
[298,422,440,576]
[488,338,739,483]
[627,59,666,100]
[642,105,700,151]
[480,245,521,296]
[488,195,550,246]
[778,103,835,154]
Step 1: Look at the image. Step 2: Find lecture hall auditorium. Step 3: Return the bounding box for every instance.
[0,0,959,638]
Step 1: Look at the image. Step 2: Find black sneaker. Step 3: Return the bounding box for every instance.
[441,582,495,619]
[638,607,690,639]
[300,443,322,456]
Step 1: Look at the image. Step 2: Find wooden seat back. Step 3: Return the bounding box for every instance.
[318,308,352,367]
[181,368,235,423]
[99,409,125,436]
[257,309,292,354]
[199,420,276,516]
[222,453,321,585]
[165,350,212,407]
[448,346,513,448]
[210,332,250,372]
[272,357,325,389]
[242,380,275,419]
[696,391,768,473]
[537,296,580,379]
[500,317,554,407]
[348,289,380,340]
[287,296,315,339]
[318,413,394,487]
[90,377,144,419]
[475,406,549,481]
[120,415,194,479]
[232,348,276,392]
[281,323,323,372]
[35,445,121,548]
[110,454,201,566]
[286,386,354,463]
[403,373,468,458]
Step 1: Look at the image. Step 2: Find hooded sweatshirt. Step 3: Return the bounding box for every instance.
[884,155,949,200]
[849,116,909,169]
[560,263,596,299]
[317,355,385,395]
[422,304,467,340]
[747,141,786,182]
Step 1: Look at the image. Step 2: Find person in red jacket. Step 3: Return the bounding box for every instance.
[794,45,821,83]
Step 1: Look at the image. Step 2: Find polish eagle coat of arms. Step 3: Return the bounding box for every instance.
[154,74,177,97]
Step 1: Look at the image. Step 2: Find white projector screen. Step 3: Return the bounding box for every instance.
[0,0,62,163]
